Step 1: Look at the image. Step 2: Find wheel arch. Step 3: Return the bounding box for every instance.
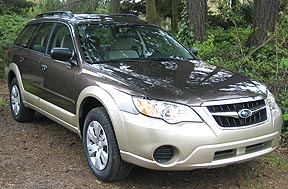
[6,63,21,88]
[76,86,128,150]
[78,96,103,136]
[6,63,25,99]
[7,71,16,89]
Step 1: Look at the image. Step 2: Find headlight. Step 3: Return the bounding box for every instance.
[132,97,202,124]
[267,90,277,110]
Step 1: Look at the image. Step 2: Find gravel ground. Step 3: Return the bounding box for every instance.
[0,79,287,189]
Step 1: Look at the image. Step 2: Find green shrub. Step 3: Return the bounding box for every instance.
[177,3,288,135]
[0,14,29,78]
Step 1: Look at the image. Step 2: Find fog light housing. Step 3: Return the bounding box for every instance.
[153,145,174,163]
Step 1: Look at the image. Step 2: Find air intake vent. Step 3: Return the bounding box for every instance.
[246,142,270,153]
[214,149,236,160]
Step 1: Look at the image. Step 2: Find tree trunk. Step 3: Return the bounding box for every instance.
[171,0,178,32]
[110,0,120,14]
[230,0,239,7]
[146,0,161,26]
[249,0,280,47]
[188,0,207,42]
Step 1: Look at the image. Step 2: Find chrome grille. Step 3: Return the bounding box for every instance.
[207,99,267,127]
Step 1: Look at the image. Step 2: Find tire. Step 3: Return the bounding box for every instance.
[10,78,35,122]
[83,107,132,182]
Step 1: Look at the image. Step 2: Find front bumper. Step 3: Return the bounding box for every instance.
[117,106,282,170]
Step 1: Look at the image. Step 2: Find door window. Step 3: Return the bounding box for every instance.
[29,23,54,53]
[49,23,74,53]
[15,24,38,48]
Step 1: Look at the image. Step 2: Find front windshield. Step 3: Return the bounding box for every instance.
[77,24,194,63]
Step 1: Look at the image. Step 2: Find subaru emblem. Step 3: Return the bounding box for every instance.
[238,109,252,119]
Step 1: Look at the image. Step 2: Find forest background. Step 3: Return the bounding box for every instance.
[0,0,287,140]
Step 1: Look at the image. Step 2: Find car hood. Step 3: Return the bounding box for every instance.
[91,59,267,105]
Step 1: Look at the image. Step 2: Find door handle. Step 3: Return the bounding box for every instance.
[19,57,25,63]
[41,64,48,71]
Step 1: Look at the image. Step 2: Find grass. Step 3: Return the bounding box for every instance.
[0,97,3,107]
[264,152,288,169]
[241,152,288,188]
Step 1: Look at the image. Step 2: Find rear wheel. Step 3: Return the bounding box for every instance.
[83,107,132,182]
[10,78,35,122]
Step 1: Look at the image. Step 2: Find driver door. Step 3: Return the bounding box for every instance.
[40,23,78,114]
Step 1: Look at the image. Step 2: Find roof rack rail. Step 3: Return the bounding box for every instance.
[35,11,74,19]
[109,14,140,20]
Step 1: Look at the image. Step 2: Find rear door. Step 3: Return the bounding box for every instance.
[12,24,39,93]
[25,23,55,96]
[13,23,55,97]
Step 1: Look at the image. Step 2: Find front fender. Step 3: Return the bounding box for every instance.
[76,86,128,151]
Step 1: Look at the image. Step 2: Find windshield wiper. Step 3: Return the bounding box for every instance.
[89,58,142,64]
[145,56,199,61]
[88,57,197,64]
[142,57,183,61]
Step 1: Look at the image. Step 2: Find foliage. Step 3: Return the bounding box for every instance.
[0,97,2,108]
[0,0,33,15]
[0,14,29,78]
[37,0,109,14]
[176,0,195,48]
[208,0,253,29]
[0,0,37,78]
[177,1,288,135]
[121,0,146,15]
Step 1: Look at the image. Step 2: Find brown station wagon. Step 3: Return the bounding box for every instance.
[5,11,283,182]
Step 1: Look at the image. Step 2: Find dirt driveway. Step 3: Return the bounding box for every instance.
[0,79,287,189]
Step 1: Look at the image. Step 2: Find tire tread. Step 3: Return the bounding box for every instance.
[84,107,132,182]
[10,78,35,122]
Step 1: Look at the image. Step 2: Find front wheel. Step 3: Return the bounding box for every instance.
[10,78,35,122]
[83,107,132,182]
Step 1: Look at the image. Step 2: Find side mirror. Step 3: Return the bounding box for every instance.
[189,47,198,56]
[51,48,73,62]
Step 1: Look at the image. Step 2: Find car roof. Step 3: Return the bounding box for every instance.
[30,11,148,25]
